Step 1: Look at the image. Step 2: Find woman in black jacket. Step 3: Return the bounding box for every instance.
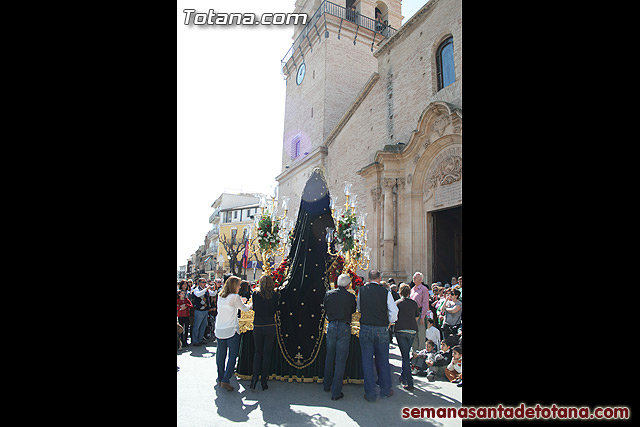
[250,274,280,390]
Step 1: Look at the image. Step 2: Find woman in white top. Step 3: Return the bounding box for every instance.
[214,276,252,391]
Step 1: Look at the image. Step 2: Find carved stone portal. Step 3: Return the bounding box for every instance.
[370,186,381,211]
[431,114,450,137]
[427,147,462,190]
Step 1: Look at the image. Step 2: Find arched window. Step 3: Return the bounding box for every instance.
[436,36,455,91]
[375,2,389,27]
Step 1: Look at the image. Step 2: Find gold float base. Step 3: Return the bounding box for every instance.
[235,373,364,384]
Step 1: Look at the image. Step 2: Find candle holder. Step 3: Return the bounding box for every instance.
[325,181,370,276]
[249,188,291,276]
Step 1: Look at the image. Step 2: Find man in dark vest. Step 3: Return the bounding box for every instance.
[323,273,357,401]
[357,269,399,402]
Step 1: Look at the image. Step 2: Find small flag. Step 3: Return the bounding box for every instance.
[242,239,249,269]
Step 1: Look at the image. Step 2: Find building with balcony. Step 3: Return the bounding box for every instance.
[209,192,269,280]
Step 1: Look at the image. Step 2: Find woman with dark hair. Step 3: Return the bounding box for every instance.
[177,289,193,348]
[441,289,462,343]
[250,274,280,390]
[239,280,252,299]
[237,280,253,319]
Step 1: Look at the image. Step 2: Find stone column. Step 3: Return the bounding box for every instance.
[382,178,395,273]
[370,186,381,269]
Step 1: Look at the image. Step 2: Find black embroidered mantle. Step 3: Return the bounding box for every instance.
[275,169,336,368]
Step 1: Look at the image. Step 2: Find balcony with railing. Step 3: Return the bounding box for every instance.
[207,225,220,239]
[209,208,220,224]
[280,1,397,78]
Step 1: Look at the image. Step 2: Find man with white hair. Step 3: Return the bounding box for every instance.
[409,272,430,352]
[322,273,357,401]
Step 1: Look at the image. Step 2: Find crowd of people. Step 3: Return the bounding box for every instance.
[177,269,462,401]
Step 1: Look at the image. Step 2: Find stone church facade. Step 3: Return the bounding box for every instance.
[276,0,462,285]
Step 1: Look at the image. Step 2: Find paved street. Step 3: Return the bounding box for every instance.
[177,339,462,426]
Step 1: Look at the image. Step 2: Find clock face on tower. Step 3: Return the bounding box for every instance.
[296,62,306,85]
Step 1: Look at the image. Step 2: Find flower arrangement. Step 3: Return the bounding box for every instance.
[336,208,358,252]
[257,214,280,251]
[347,269,364,295]
[272,256,291,287]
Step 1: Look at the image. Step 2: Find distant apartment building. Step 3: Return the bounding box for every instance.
[209,192,268,280]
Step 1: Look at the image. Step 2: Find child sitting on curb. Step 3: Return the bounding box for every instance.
[445,344,462,386]
[411,339,437,375]
[424,338,453,381]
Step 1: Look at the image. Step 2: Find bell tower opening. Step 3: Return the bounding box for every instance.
[375,1,389,28]
[431,205,462,284]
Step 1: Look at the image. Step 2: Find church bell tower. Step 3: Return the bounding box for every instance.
[276,0,402,219]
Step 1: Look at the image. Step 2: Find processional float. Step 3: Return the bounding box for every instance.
[238,169,371,374]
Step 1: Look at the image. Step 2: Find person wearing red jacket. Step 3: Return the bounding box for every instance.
[177,290,193,347]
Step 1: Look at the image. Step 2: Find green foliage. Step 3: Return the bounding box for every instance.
[336,208,357,252]
[257,214,280,251]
